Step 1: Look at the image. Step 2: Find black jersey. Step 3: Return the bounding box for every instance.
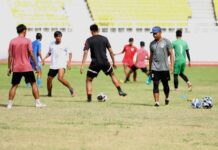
[84,35,111,65]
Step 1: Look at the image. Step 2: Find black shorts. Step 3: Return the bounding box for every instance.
[151,70,170,82]
[12,71,36,85]
[87,61,113,78]
[48,69,65,78]
[131,65,147,73]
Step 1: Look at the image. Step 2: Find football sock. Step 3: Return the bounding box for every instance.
[180,73,189,82]
[8,100,13,104]
[35,99,40,104]
[37,78,42,87]
[117,86,122,92]
[87,94,92,101]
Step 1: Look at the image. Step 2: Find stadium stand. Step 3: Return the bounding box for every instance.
[213,0,218,21]
[7,0,70,28]
[86,0,192,27]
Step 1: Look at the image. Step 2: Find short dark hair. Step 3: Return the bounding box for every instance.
[36,33,42,40]
[90,24,99,32]
[176,30,182,37]
[54,31,62,37]
[16,24,27,34]
[129,38,134,42]
[140,41,145,47]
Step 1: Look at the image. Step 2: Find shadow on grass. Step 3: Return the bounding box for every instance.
[0,104,6,107]
[0,104,34,108]
[111,102,153,107]
[54,100,87,103]
[24,94,75,98]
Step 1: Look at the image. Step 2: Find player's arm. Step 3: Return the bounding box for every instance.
[148,52,153,75]
[108,48,117,69]
[186,50,191,67]
[42,52,51,65]
[114,48,125,56]
[38,50,43,62]
[169,48,174,73]
[145,51,150,60]
[80,50,88,74]
[7,50,12,76]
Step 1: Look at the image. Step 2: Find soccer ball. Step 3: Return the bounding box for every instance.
[191,98,202,109]
[202,96,213,109]
[97,93,108,102]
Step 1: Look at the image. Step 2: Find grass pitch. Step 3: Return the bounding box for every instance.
[0,64,218,150]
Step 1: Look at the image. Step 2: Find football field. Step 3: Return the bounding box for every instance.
[0,64,218,150]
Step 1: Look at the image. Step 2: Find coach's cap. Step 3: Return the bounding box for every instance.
[150,26,161,33]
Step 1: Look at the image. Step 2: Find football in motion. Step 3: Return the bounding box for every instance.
[97,93,108,102]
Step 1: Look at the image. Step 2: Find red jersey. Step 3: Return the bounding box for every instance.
[135,47,149,68]
[8,36,33,72]
[122,44,137,67]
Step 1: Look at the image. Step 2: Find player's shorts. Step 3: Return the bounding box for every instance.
[48,69,65,78]
[174,62,186,75]
[151,70,170,82]
[31,62,42,71]
[12,71,36,85]
[131,65,148,73]
[122,59,134,68]
[87,61,113,78]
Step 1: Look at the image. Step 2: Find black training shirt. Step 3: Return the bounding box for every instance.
[84,35,111,65]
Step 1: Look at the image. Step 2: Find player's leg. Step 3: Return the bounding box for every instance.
[57,68,75,97]
[86,77,93,102]
[180,73,192,91]
[8,85,18,100]
[110,72,127,96]
[152,71,160,107]
[86,62,99,102]
[47,69,57,97]
[174,74,179,90]
[123,64,129,78]
[125,65,137,83]
[179,63,192,91]
[25,71,46,108]
[133,70,137,82]
[7,72,22,109]
[103,63,127,96]
[124,69,133,83]
[174,63,180,90]
[161,71,170,105]
[141,67,148,76]
[36,64,42,87]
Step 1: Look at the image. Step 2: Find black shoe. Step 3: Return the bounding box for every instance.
[124,79,130,83]
[47,94,52,97]
[154,103,160,107]
[87,99,92,102]
[165,99,169,105]
[119,91,127,96]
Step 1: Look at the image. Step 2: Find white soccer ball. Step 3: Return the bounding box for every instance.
[97,93,108,102]
[202,96,213,109]
[191,98,202,109]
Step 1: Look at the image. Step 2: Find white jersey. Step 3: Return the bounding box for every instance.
[48,41,71,69]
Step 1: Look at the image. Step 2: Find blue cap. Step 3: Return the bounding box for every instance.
[151,26,161,33]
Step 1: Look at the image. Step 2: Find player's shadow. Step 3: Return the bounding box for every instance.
[0,104,34,108]
[111,102,153,107]
[54,100,87,103]
[0,104,7,107]
[24,94,75,98]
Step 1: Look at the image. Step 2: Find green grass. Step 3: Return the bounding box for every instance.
[0,64,218,150]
